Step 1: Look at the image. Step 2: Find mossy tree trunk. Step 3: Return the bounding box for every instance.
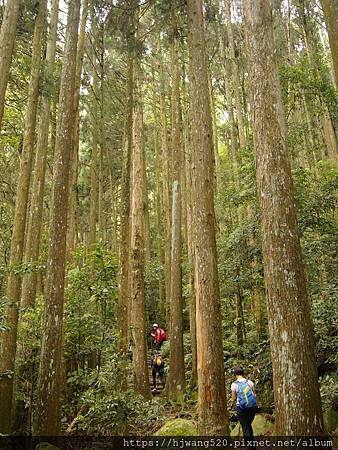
[243,0,325,434]
[130,3,151,400]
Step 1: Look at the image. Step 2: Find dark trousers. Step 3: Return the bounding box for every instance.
[152,366,164,388]
[237,406,256,438]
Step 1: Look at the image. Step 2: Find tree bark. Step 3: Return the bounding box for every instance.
[130,38,151,400]
[118,50,133,354]
[183,73,197,389]
[0,0,20,129]
[151,68,165,316]
[88,14,99,249]
[243,0,325,435]
[187,0,229,435]
[67,0,89,260]
[167,13,185,401]
[159,41,171,327]
[33,0,81,435]
[224,0,246,149]
[0,0,47,433]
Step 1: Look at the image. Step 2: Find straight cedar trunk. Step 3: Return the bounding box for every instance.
[151,68,165,315]
[224,0,246,150]
[185,120,197,388]
[0,0,47,433]
[67,0,89,259]
[143,163,151,264]
[183,72,197,388]
[98,147,105,242]
[187,0,228,435]
[243,0,325,435]
[320,0,338,88]
[219,30,238,183]
[105,146,118,254]
[33,0,81,435]
[98,28,108,245]
[130,41,151,400]
[209,80,222,196]
[21,0,60,308]
[159,41,171,325]
[88,16,99,249]
[118,50,133,354]
[167,13,185,401]
[0,0,20,129]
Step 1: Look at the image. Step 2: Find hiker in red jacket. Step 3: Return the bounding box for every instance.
[150,323,167,350]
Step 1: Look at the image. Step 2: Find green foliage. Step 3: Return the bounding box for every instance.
[313,295,338,369]
[64,245,119,369]
[0,297,11,332]
[78,388,163,435]
[320,373,338,431]
[76,356,164,435]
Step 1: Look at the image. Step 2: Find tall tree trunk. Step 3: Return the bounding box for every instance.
[143,157,151,263]
[209,79,222,196]
[0,0,20,129]
[243,0,325,435]
[106,147,118,254]
[67,0,89,260]
[224,0,246,149]
[219,31,239,185]
[118,50,133,354]
[21,0,60,308]
[154,124,165,312]
[159,41,171,327]
[320,0,338,88]
[187,0,229,435]
[88,16,99,249]
[167,12,185,401]
[182,68,197,387]
[88,117,98,248]
[152,69,165,317]
[130,29,151,399]
[33,0,81,435]
[0,0,47,433]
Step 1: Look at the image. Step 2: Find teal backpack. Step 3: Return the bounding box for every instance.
[236,380,257,409]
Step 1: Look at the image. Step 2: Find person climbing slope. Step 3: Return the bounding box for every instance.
[231,366,257,439]
[151,351,165,393]
[150,323,167,350]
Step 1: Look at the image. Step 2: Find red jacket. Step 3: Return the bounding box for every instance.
[151,328,167,343]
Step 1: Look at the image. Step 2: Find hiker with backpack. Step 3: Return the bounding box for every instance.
[151,351,165,393]
[150,323,167,350]
[231,366,257,439]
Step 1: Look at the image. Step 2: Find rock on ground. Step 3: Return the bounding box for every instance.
[155,418,198,436]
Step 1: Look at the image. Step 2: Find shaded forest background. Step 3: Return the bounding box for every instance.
[0,0,337,437]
